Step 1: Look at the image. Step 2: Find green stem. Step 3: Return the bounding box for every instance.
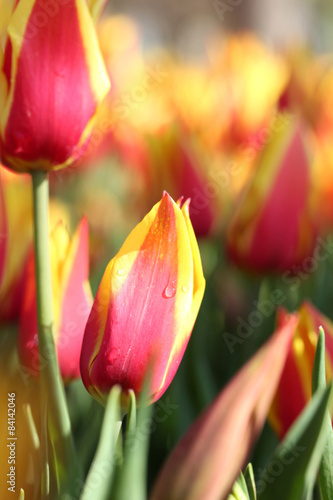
[312,327,333,500]
[31,171,81,496]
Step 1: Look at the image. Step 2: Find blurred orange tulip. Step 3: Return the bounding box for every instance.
[19,218,92,383]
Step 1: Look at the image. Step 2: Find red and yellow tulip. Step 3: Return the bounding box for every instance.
[269,301,333,439]
[226,120,317,273]
[0,0,110,172]
[80,192,206,406]
[18,218,92,383]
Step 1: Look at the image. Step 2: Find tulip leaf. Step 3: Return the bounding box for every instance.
[80,385,123,500]
[125,389,137,436]
[312,327,327,393]
[227,464,257,500]
[111,380,152,500]
[244,464,257,500]
[258,383,333,500]
[226,480,249,500]
[227,471,251,500]
[312,327,333,500]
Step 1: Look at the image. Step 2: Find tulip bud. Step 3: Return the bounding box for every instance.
[226,121,317,273]
[0,0,111,172]
[80,192,206,406]
[18,218,92,383]
[269,301,333,439]
[148,130,218,237]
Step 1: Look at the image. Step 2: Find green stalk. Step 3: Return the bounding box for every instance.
[312,327,333,500]
[31,171,81,496]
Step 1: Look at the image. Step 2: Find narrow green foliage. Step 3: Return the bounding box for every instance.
[80,385,123,500]
[312,327,333,500]
[227,470,251,500]
[244,464,257,500]
[112,381,152,500]
[258,384,333,500]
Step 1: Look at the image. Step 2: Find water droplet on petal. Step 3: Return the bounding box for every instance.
[117,269,125,276]
[182,284,189,293]
[108,348,121,363]
[163,280,177,298]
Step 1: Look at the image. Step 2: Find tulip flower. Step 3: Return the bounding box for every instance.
[18,218,92,383]
[151,313,298,500]
[207,34,288,149]
[269,301,333,439]
[80,192,206,406]
[0,168,72,322]
[0,0,111,172]
[226,121,317,273]
[147,129,218,237]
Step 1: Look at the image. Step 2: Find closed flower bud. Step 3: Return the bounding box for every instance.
[18,218,92,383]
[269,301,333,439]
[0,0,110,172]
[226,121,317,273]
[80,192,205,406]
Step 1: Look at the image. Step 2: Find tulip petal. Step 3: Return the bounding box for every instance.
[58,217,92,381]
[157,198,206,396]
[87,0,108,22]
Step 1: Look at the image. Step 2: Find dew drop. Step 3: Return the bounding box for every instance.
[182,284,189,293]
[163,280,177,298]
[117,269,125,276]
[108,348,121,363]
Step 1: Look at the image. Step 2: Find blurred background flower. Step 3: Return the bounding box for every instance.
[19,218,92,383]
